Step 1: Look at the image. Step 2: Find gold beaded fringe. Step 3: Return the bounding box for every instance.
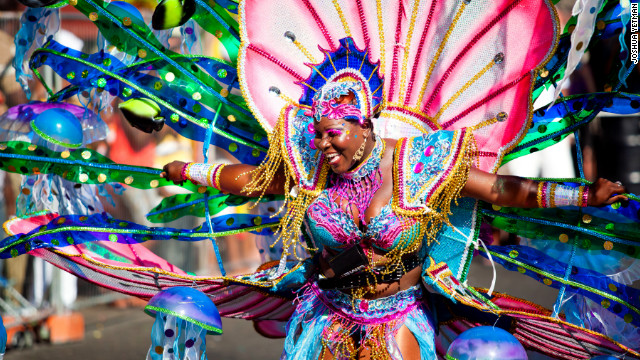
[383,132,478,270]
[241,111,327,261]
[320,317,397,360]
[415,131,477,245]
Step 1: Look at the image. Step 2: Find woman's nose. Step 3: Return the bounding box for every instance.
[318,137,331,150]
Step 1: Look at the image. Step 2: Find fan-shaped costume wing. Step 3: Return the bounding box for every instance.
[240,0,558,173]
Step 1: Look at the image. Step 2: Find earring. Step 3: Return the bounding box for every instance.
[352,134,368,162]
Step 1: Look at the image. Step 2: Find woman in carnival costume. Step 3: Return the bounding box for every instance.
[1,0,640,358]
[163,77,626,358]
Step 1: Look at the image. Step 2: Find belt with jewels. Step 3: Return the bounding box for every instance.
[317,254,422,291]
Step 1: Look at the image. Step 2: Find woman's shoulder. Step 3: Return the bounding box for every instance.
[381,138,398,155]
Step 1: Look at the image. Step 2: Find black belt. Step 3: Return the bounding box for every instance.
[317,254,422,291]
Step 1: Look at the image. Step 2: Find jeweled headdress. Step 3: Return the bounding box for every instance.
[299,38,383,124]
[239,0,559,172]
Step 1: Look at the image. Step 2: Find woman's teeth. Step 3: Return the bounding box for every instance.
[326,153,340,165]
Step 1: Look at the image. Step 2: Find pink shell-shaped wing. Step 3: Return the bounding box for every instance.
[239,0,400,132]
[240,0,558,172]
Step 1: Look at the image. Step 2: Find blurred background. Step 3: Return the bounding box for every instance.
[0,0,637,358]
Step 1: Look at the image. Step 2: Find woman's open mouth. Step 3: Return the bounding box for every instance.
[325,152,341,166]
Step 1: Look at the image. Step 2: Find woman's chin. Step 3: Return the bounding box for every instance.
[330,163,345,174]
[329,158,348,174]
[330,158,357,174]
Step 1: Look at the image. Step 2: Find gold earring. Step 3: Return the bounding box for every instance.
[352,134,367,162]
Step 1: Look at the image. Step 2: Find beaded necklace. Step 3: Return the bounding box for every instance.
[327,135,385,226]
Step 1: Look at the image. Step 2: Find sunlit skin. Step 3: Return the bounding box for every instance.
[160,95,626,359]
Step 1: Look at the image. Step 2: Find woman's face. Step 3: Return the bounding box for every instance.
[313,117,370,174]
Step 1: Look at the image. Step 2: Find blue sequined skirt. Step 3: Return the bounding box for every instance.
[281,282,436,360]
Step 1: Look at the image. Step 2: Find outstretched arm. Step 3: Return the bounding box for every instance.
[461,167,627,208]
[160,161,288,197]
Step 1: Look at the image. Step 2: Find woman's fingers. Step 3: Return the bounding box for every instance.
[606,181,625,199]
[160,161,184,182]
[614,182,626,194]
[605,194,628,205]
[588,178,629,206]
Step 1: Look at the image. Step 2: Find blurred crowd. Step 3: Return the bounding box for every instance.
[0,0,637,314]
[0,2,263,314]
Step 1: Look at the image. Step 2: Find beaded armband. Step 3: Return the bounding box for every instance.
[536,182,589,208]
[180,163,189,181]
[183,163,227,190]
[211,164,227,191]
[581,185,590,207]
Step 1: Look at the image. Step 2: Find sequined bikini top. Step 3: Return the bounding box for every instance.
[305,195,407,252]
[304,137,410,252]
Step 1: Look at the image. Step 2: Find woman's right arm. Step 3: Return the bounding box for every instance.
[160,161,288,197]
[462,167,627,208]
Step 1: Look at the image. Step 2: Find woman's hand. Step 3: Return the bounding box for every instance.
[160,160,187,185]
[588,178,627,206]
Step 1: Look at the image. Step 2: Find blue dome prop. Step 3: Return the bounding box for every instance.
[145,286,222,335]
[106,1,145,24]
[446,326,527,360]
[30,108,83,148]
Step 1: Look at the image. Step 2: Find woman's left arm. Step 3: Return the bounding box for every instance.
[461,167,628,208]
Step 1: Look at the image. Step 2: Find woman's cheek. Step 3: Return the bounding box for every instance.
[334,135,352,156]
[338,133,350,148]
[341,128,351,140]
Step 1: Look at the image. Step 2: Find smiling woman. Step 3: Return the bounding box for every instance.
[161,67,626,359]
[4,0,637,359]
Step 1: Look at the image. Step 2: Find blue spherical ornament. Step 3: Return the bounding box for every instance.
[446,326,527,360]
[145,286,222,335]
[106,1,145,24]
[30,108,83,148]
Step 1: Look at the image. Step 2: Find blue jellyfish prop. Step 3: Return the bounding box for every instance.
[446,326,528,360]
[31,108,84,149]
[145,287,222,360]
[0,102,106,146]
[0,101,111,216]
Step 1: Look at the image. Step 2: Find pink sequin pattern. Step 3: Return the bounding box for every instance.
[305,99,364,123]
